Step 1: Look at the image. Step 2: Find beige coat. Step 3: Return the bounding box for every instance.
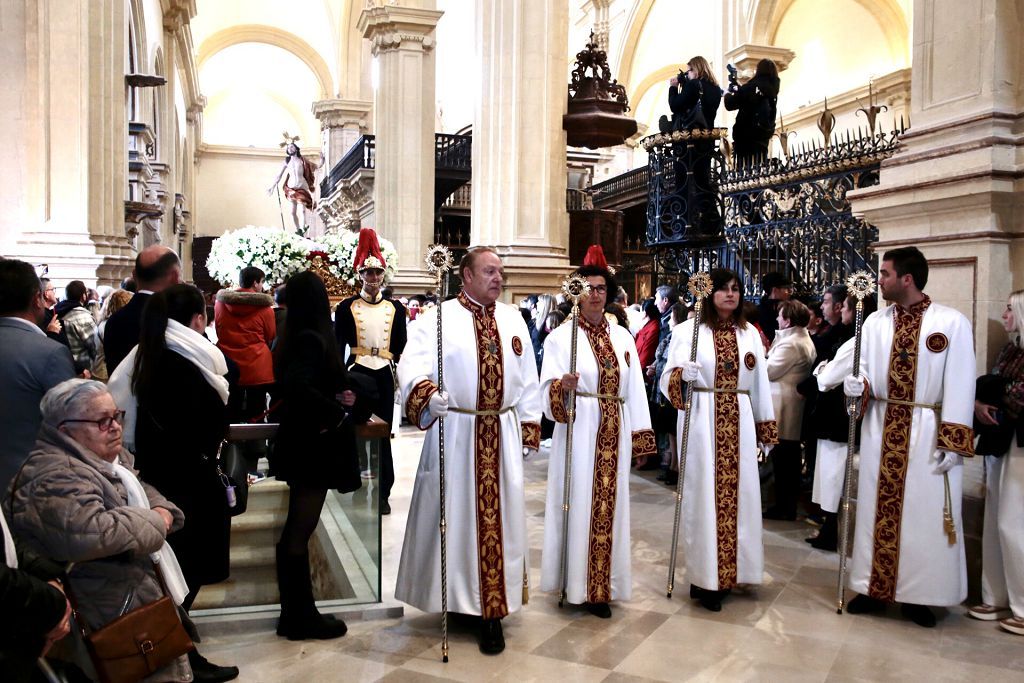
[767,326,816,440]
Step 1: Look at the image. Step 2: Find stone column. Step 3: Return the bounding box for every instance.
[848,0,1024,373]
[847,0,1024,601]
[359,3,442,293]
[313,99,373,173]
[471,0,571,301]
[0,0,132,286]
[722,44,796,81]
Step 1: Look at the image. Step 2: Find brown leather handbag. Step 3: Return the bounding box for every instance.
[66,565,193,683]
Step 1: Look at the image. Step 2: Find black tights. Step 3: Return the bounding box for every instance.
[279,485,329,556]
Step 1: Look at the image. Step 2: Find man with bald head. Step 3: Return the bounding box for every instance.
[103,245,181,372]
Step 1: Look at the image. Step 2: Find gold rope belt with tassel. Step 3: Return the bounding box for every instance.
[576,391,625,404]
[448,405,516,417]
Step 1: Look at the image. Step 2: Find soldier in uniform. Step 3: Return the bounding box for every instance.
[334,228,407,514]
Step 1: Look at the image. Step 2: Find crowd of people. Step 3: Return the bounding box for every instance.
[2,240,1021,681]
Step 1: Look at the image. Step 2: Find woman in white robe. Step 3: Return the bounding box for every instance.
[660,269,778,612]
[539,265,655,618]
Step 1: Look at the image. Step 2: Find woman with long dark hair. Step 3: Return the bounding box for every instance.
[108,283,237,680]
[271,271,363,640]
[659,269,778,612]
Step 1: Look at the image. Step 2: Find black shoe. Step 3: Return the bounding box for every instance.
[188,650,239,683]
[901,603,937,628]
[656,469,668,481]
[478,618,505,655]
[763,506,797,521]
[809,534,838,552]
[689,584,704,599]
[381,500,391,515]
[664,470,678,486]
[277,611,348,640]
[846,594,886,615]
[699,594,722,612]
[585,602,612,619]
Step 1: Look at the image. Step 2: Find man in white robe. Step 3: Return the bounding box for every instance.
[539,266,656,618]
[396,247,541,654]
[843,247,975,627]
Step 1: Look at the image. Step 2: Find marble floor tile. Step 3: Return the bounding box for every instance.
[194,428,1024,682]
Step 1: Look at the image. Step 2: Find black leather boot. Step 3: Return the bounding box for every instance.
[275,544,348,640]
[478,618,505,654]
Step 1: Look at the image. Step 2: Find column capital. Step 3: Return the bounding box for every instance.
[723,43,796,76]
[358,5,444,56]
[312,98,373,129]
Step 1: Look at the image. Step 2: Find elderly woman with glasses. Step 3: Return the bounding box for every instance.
[6,379,193,682]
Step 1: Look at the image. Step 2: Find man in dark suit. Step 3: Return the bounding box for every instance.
[102,245,181,372]
[0,260,75,493]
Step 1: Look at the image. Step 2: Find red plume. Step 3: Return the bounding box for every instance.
[582,244,608,270]
[353,227,387,271]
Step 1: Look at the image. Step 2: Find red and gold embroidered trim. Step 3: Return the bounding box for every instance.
[406,379,438,429]
[632,429,657,458]
[938,421,974,456]
[521,422,540,449]
[868,297,929,602]
[667,368,686,410]
[549,379,569,423]
[755,421,779,445]
[582,318,621,604]
[462,295,509,619]
[712,325,741,590]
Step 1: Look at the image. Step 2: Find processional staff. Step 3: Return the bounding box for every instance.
[666,272,713,599]
[557,275,591,608]
[425,244,454,661]
[836,270,875,614]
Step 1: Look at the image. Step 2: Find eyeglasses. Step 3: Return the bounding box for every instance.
[590,286,608,294]
[61,411,125,432]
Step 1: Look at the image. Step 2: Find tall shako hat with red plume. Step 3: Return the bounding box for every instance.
[582,244,609,270]
[353,227,387,272]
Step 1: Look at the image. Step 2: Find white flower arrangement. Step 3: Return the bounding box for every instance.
[319,231,399,285]
[206,226,317,286]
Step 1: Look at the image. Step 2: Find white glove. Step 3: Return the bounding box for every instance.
[759,443,774,456]
[843,375,866,398]
[934,450,962,474]
[427,391,449,419]
[680,361,702,383]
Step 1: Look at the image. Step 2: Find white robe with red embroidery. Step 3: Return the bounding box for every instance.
[395,295,541,617]
[659,319,777,592]
[848,300,975,606]
[538,318,655,605]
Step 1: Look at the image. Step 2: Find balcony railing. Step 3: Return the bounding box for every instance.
[643,123,904,297]
[320,135,375,197]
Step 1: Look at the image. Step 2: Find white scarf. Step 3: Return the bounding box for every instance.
[108,459,188,605]
[109,319,230,451]
[1,508,17,569]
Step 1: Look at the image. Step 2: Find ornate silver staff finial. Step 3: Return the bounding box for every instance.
[561,274,592,303]
[687,271,713,300]
[845,270,875,299]
[425,244,455,278]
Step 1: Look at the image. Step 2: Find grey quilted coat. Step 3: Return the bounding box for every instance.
[7,422,191,682]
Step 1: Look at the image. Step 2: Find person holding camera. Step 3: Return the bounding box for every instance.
[666,56,723,234]
[723,58,780,167]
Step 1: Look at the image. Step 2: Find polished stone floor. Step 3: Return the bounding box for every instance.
[201,428,1023,682]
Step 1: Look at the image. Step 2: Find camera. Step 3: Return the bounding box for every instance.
[726,63,739,93]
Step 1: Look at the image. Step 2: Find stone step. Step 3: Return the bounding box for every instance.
[193,563,279,610]
[242,478,289,513]
[229,509,284,549]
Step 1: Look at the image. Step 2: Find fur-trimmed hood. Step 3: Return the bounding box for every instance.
[216,288,273,309]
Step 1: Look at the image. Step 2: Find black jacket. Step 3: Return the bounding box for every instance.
[798,323,855,443]
[271,330,369,491]
[0,536,67,682]
[102,291,151,373]
[723,74,779,146]
[668,77,723,129]
[134,350,230,586]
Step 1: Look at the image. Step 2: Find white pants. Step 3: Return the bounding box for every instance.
[812,439,847,513]
[981,448,1024,618]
